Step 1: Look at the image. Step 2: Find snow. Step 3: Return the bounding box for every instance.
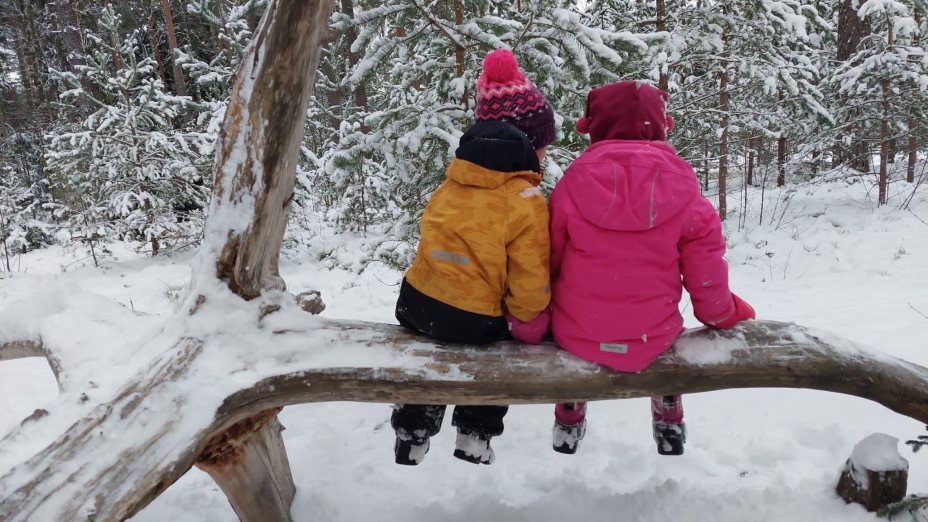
[674,329,746,365]
[1,174,927,520]
[849,434,908,473]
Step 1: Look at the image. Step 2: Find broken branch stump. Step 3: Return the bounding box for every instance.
[836,433,909,512]
[197,409,295,522]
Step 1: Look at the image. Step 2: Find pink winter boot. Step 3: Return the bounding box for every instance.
[651,395,686,456]
[553,402,587,454]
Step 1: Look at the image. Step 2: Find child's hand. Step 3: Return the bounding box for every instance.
[507,308,551,344]
[712,294,755,330]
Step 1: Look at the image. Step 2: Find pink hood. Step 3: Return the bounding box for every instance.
[550,140,736,372]
[565,142,698,231]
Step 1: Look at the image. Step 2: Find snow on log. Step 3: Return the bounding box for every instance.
[0,339,44,361]
[0,338,63,385]
[2,319,928,521]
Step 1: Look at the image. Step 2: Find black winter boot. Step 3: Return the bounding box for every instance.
[552,420,587,455]
[394,436,430,466]
[653,422,686,456]
[452,430,495,465]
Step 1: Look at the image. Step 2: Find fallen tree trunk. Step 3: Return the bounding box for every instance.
[2,319,928,521]
[0,339,45,362]
[0,338,63,385]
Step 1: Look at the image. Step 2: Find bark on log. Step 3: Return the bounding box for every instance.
[0,338,63,385]
[836,434,909,511]
[187,0,332,518]
[197,410,295,522]
[203,0,332,299]
[3,320,928,521]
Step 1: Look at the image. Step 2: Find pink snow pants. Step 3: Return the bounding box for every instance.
[554,395,684,426]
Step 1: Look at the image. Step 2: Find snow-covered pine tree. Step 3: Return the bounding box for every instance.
[308,0,652,269]
[830,0,928,205]
[45,6,212,258]
[612,1,831,219]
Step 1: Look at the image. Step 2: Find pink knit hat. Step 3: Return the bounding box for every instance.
[475,49,556,149]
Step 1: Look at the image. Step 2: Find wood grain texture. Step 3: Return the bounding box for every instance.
[2,320,926,522]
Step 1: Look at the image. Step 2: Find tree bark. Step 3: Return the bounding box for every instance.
[777,135,787,187]
[4,320,928,521]
[205,0,331,299]
[197,410,295,522]
[656,0,668,91]
[141,0,170,88]
[160,0,189,96]
[718,21,730,220]
[879,17,894,206]
[454,0,467,107]
[340,0,369,130]
[52,0,93,116]
[908,119,917,184]
[880,79,890,205]
[836,0,872,171]
[908,10,920,184]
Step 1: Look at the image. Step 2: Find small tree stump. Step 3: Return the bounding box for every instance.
[197,409,295,522]
[836,433,909,512]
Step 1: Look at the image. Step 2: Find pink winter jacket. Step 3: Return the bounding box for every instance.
[550,140,736,372]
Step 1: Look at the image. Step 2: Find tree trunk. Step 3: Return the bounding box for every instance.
[718,22,730,220]
[160,0,189,96]
[454,0,467,107]
[908,10,920,184]
[142,0,170,89]
[909,119,917,183]
[340,0,369,129]
[197,410,295,522]
[747,139,755,186]
[879,18,894,206]
[5,320,928,521]
[836,0,872,171]
[880,80,890,206]
[702,141,710,192]
[777,135,787,187]
[53,0,93,116]
[101,0,125,71]
[657,0,668,91]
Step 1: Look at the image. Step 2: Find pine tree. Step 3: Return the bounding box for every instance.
[46,6,212,257]
[308,0,651,268]
[830,0,928,205]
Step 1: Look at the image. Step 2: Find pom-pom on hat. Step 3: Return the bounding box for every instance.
[476,49,556,149]
[576,81,673,143]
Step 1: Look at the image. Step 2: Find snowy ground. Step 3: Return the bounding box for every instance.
[1,174,927,521]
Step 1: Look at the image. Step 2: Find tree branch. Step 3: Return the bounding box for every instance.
[2,320,928,521]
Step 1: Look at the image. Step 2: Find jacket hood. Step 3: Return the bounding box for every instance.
[446,158,541,189]
[576,81,672,143]
[563,140,700,231]
[456,120,540,173]
[447,119,542,189]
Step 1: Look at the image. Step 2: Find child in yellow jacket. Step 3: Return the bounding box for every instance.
[392,49,554,465]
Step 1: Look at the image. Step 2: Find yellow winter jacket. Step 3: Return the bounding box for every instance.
[405,157,550,322]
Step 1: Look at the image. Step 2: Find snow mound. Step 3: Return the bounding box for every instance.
[849,433,908,473]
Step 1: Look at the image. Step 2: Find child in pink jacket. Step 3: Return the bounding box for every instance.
[549,81,755,456]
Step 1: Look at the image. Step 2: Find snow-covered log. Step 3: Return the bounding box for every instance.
[0,338,63,385]
[0,339,44,361]
[177,0,333,517]
[3,319,928,521]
